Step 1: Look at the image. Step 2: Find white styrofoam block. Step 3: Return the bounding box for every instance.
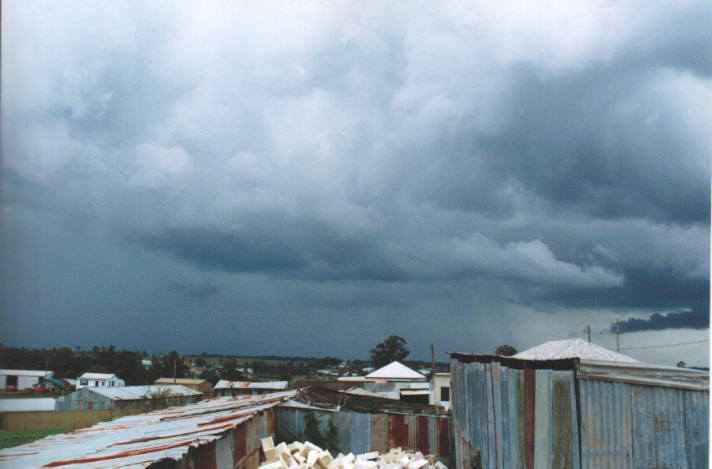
[357,451,379,460]
[262,437,276,451]
[407,459,428,469]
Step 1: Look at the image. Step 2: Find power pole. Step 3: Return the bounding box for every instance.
[615,319,620,352]
[431,344,436,374]
[587,325,591,343]
[173,360,177,384]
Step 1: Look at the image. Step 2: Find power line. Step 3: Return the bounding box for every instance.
[619,339,709,351]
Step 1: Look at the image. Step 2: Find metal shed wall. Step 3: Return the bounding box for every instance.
[275,407,453,466]
[579,380,709,468]
[451,355,709,469]
[451,359,579,469]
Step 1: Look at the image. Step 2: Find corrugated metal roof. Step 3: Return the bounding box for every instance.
[366,362,426,380]
[78,373,119,380]
[0,390,296,468]
[214,380,288,390]
[85,385,201,401]
[154,378,208,385]
[513,338,638,363]
[578,359,709,391]
[0,369,53,378]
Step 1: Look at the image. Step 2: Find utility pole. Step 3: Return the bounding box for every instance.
[431,344,436,374]
[615,319,620,352]
[173,360,177,384]
[587,325,591,343]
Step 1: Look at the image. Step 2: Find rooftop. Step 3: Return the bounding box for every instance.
[0,391,296,468]
[365,362,426,380]
[513,338,639,363]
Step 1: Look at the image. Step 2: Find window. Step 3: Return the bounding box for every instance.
[441,386,450,402]
[80,379,88,386]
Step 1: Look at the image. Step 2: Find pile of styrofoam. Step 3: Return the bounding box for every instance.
[259,437,447,469]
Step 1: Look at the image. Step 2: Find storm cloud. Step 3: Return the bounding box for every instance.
[1,1,709,366]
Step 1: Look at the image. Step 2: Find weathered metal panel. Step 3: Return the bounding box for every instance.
[682,389,709,467]
[580,379,633,468]
[551,371,578,469]
[346,411,370,454]
[631,385,689,467]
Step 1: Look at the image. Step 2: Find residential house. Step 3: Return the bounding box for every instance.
[362,361,430,404]
[430,372,451,411]
[76,373,125,389]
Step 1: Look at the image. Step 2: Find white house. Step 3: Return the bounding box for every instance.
[362,362,430,404]
[0,369,53,390]
[76,372,125,389]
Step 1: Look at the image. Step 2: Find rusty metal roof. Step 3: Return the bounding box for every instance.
[85,385,202,401]
[213,380,288,390]
[0,390,296,468]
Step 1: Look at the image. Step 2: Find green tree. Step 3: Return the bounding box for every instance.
[495,344,517,357]
[370,336,410,368]
[221,359,245,381]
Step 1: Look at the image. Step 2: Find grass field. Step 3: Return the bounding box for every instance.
[0,429,70,449]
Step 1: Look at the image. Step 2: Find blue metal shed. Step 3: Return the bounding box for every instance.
[449,354,708,469]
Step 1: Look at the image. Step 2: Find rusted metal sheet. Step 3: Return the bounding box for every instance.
[451,356,580,469]
[276,406,452,466]
[0,391,295,468]
[452,353,708,469]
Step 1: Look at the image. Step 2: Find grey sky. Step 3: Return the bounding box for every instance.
[2,1,709,366]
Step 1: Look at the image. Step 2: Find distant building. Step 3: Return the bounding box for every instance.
[365,361,427,382]
[0,369,53,390]
[213,381,288,397]
[76,373,125,389]
[430,373,451,411]
[56,385,201,411]
[154,378,213,393]
[362,362,431,404]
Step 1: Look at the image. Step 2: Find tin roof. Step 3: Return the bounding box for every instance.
[0,390,296,468]
[0,369,53,377]
[214,380,288,390]
[513,338,638,363]
[78,373,120,380]
[85,385,201,400]
[154,378,209,385]
[365,362,426,380]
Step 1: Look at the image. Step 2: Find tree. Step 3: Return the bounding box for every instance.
[677,361,686,368]
[370,336,410,368]
[495,344,518,357]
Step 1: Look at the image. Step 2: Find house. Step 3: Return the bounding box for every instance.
[361,361,430,404]
[56,385,202,411]
[365,361,427,382]
[154,378,213,393]
[430,372,451,411]
[76,372,125,389]
[0,369,53,390]
[213,380,288,397]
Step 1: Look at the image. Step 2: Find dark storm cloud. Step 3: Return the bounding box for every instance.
[1,1,709,364]
[614,307,710,333]
[170,280,222,300]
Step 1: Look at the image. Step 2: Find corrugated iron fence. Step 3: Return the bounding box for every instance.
[275,407,454,467]
[450,354,709,469]
[0,410,113,431]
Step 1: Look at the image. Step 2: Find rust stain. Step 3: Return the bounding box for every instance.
[42,440,194,467]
